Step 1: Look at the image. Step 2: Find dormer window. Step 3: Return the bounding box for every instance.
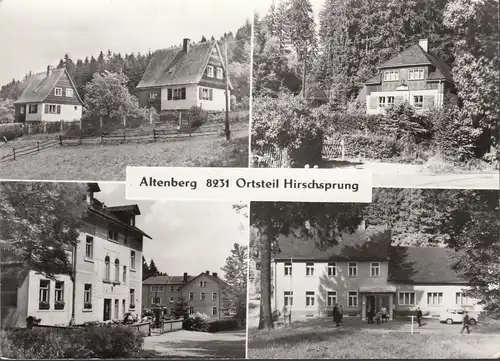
[207,65,214,78]
[383,70,399,81]
[408,68,424,80]
[108,226,119,241]
[65,88,73,97]
[216,68,223,79]
[55,87,62,96]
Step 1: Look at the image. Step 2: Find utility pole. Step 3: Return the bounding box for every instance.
[224,37,230,140]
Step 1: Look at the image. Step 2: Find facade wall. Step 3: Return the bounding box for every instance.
[142,283,183,313]
[40,103,82,122]
[25,103,42,122]
[197,87,229,111]
[366,88,442,115]
[181,274,221,321]
[160,84,198,110]
[44,72,81,106]
[1,272,30,327]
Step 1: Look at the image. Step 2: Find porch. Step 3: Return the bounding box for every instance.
[359,285,397,321]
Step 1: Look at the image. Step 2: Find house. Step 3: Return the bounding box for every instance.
[142,271,236,321]
[0,184,152,327]
[13,66,83,123]
[271,225,481,321]
[364,39,457,115]
[136,38,232,112]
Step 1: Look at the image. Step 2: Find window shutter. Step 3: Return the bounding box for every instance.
[209,88,213,101]
[44,104,48,114]
[57,105,61,114]
[181,87,186,100]
[199,88,203,100]
[167,89,172,100]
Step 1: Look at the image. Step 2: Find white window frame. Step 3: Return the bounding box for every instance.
[151,296,161,304]
[173,88,182,100]
[54,87,62,96]
[85,235,93,259]
[456,292,471,305]
[408,68,425,80]
[20,105,25,114]
[327,263,336,277]
[216,67,223,79]
[398,292,416,306]
[130,250,136,270]
[348,291,358,307]
[427,292,443,306]
[370,262,380,277]
[202,88,209,100]
[170,286,175,292]
[65,88,73,97]
[55,281,64,302]
[123,266,127,283]
[284,263,292,276]
[305,291,315,307]
[114,259,120,282]
[284,291,293,307]
[129,289,135,307]
[383,70,399,81]
[28,104,38,114]
[207,65,214,78]
[39,280,50,303]
[413,95,424,108]
[212,292,217,300]
[48,104,57,114]
[348,262,358,277]
[387,96,395,106]
[104,256,110,281]
[189,292,194,300]
[378,96,386,108]
[306,262,314,276]
[327,291,337,307]
[200,292,206,301]
[212,306,218,315]
[84,284,92,306]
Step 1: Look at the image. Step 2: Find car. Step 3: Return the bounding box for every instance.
[439,308,478,325]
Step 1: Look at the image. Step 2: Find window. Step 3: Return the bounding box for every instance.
[348,291,358,307]
[130,289,135,308]
[114,259,120,282]
[305,291,315,307]
[398,292,416,306]
[306,263,314,276]
[170,286,175,292]
[114,299,119,319]
[327,263,336,277]
[456,292,472,305]
[55,87,62,96]
[108,227,119,241]
[85,236,93,259]
[200,292,206,301]
[284,263,292,276]
[408,68,424,80]
[202,88,209,100]
[378,96,386,108]
[383,70,399,81]
[212,292,217,300]
[84,284,92,309]
[327,291,337,307]
[152,296,161,304]
[348,262,357,277]
[20,105,25,114]
[28,104,38,114]
[216,67,223,79]
[370,262,380,277]
[207,65,214,77]
[65,88,73,97]
[413,95,423,108]
[123,266,127,283]
[189,292,194,300]
[55,281,64,302]
[39,280,50,309]
[284,291,293,307]
[167,88,172,100]
[173,88,186,100]
[177,286,181,291]
[122,300,126,316]
[387,96,395,106]
[170,297,174,303]
[189,307,194,314]
[149,91,157,99]
[212,307,218,316]
[104,256,110,281]
[199,281,207,288]
[45,104,60,114]
[130,251,136,270]
[427,292,443,306]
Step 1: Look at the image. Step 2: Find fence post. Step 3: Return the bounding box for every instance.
[59,135,62,146]
[60,120,63,133]
[37,141,40,153]
[101,132,103,143]
[411,315,414,334]
[123,115,127,128]
[341,139,345,159]
[12,147,15,161]
[149,109,153,125]
[123,129,126,142]
[43,122,47,133]
[178,112,182,128]
[99,116,103,130]
[27,123,31,136]
[153,129,156,142]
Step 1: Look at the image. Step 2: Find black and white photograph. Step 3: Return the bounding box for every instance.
[247,189,500,359]
[251,0,499,189]
[0,0,252,181]
[0,182,248,359]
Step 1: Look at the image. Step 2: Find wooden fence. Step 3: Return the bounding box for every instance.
[322,139,345,160]
[32,321,151,336]
[0,139,58,163]
[129,321,152,336]
[253,147,290,168]
[159,319,183,334]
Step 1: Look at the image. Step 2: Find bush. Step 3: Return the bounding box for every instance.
[342,133,403,161]
[2,328,65,359]
[187,106,208,129]
[0,123,23,141]
[76,325,144,358]
[182,312,209,332]
[207,319,241,333]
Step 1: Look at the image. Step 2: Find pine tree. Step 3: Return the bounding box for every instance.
[149,259,159,276]
[142,256,150,281]
[171,296,189,319]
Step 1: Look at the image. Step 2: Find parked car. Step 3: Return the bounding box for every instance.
[439,308,479,325]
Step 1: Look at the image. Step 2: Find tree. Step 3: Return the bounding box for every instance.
[250,202,365,329]
[221,243,248,324]
[171,296,189,319]
[142,256,150,281]
[200,35,207,42]
[149,259,159,277]
[287,0,317,71]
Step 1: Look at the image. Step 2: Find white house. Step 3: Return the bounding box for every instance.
[14,66,83,123]
[272,226,481,321]
[0,184,152,327]
[136,38,232,112]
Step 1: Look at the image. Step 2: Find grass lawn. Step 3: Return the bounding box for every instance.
[248,323,500,359]
[0,132,248,181]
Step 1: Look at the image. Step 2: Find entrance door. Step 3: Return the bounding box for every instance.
[103,299,111,321]
[366,295,375,314]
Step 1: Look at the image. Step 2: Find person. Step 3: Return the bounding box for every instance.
[392,303,396,320]
[381,306,388,322]
[367,308,374,324]
[461,311,471,334]
[339,305,344,324]
[333,303,340,327]
[416,307,423,327]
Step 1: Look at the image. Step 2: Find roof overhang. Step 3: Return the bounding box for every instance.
[359,285,397,293]
[377,62,432,69]
[89,207,152,239]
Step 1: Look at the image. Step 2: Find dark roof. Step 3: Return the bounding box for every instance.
[143,275,194,285]
[273,226,392,262]
[106,205,141,216]
[137,41,231,89]
[88,183,101,193]
[365,43,453,84]
[389,246,467,284]
[14,68,83,104]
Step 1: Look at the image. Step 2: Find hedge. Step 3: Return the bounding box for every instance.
[207,319,241,333]
[0,123,23,141]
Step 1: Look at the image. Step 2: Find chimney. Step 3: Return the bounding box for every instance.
[418,39,428,53]
[183,38,191,53]
[212,272,218,278]
[183,272,188,283]
[46,65,53,77]
[205,270,209,275]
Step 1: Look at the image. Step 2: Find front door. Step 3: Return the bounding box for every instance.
[366,295,375,314]
[103,299,111,321]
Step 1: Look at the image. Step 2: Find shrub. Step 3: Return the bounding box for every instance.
[187,106,208,129]
[183,312,209,332]
[2,328,65,359]
[342,133,403,161]
[207,319,241,333]
[0,123,23,141]
[78,325,144,358]
[381,103,433,143]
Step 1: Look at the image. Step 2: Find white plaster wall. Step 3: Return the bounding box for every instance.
[41,103,82,122]
[161,84,198,110]
[197,87,230,111]
[366,88,440,115]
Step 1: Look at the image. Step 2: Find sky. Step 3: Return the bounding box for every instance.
[0,0,254,85]
[95,182,248,280]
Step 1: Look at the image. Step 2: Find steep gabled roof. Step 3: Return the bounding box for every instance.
[365,43,453,84]
[273,226,392,262]
[389,246,467,284]
[14,68,83,104]
[106,205,141,216]
[143,274,194,285]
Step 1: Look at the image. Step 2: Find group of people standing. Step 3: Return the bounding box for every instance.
[332,303,343,326]
[366,306,389,324]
